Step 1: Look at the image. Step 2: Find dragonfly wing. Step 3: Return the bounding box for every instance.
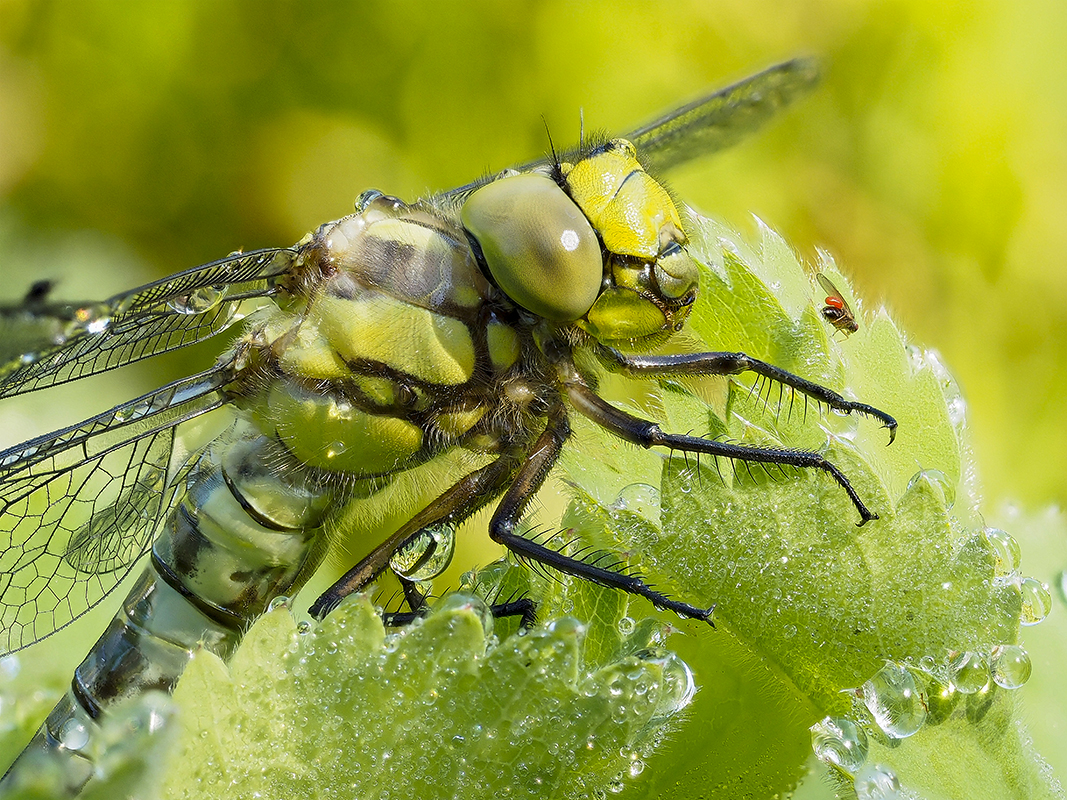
[0,367,231,654]
[0,247,295,399]
[437,59,820,202]
[627,58,820,174]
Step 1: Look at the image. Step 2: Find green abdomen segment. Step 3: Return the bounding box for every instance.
[19,429,333,790]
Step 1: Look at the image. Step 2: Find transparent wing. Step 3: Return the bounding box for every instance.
[0,247,295,400]
[626,57,820,173]
[817,273,850,309]
[438,58,820,201]
[0,367,231,654]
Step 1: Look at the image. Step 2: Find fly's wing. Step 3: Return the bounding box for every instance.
[626,57,820,174]
[0,247,295,399]
[0,366,231,654]
[817,273,849,308]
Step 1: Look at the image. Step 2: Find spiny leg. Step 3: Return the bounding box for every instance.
[594,345,897,443]
[382,577,537,628]
[564,379,878,525]
[487,405,714,623]
[309,456,516,620]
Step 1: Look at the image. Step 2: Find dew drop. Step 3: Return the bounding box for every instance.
[64,303,112,338]
[990,644,1032,689]
[1057,569,1067,605]
[1019,577,1052,625]
[433,593,494,638]
[296,620,312,635]
[861,663,926,738]
[355,189,385,213]
[948,651,989,695]
[906,469,955,508]
[810,716,868,773]
[634,648,695,719]
[617,616,636,636]
[60,718,90,751]
[983,528,1021,577]
[612,483,661,521]
[268,595,292,613]
[946,396,967,429]
[390,524,457,582]
[167,286,224,315]
[917,669,958,725]
[854,763,901,800]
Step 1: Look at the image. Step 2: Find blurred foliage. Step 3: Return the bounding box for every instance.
[0,0,1065,798]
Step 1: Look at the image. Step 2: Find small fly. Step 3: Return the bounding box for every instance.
[817,273,858,335]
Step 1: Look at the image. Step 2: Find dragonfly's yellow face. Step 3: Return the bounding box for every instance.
[461,137,698,341]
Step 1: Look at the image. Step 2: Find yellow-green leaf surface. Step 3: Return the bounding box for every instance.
[145,592,692,800]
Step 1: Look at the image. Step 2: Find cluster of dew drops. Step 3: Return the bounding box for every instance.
[14,283,233,372]
[810,526,1054,800]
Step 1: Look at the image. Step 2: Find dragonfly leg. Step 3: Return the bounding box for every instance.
[382,591,537,628]
[564,379,878,525]
[309,456,515,620]
[488,405,715,623]
[595,345,897,443]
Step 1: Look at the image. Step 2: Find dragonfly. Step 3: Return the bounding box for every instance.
[0,58,896,792]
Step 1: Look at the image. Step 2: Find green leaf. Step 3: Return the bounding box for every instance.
[558,214,1060,799]
[154,594,694,800]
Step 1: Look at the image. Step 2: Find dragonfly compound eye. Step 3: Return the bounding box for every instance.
[461,173,603,322]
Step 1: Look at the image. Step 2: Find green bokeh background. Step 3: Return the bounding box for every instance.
[0,1,1064,797]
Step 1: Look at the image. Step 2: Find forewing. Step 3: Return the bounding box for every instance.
[627,58,820,174]
[0,247,295,399]
[0,368,230,653]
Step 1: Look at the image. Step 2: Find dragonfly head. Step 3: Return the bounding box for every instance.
[461,137,699,342]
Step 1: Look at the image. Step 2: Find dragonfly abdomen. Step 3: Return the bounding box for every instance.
[6,427,334,792]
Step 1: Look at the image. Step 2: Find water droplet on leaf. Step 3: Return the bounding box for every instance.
[810,716,869,773]
[1019,577,1052,625]
[854,763,901,800]
[861,663,926,738]
[983,528,1021,577]
[990,644,1032,689]
[948,651,989,695]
